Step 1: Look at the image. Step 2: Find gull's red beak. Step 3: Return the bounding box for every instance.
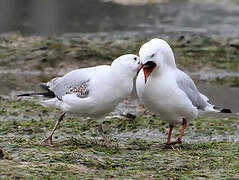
[142,61,157,83]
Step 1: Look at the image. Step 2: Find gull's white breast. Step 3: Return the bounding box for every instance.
[136,70,198,125]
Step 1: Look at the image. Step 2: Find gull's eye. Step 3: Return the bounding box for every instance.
[133,57,137,61]
[150,53,155,58]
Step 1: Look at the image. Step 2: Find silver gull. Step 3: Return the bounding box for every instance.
[19,54,140,145]
[136,38,231,145]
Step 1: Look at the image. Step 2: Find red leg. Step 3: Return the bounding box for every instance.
[166,124,173,144]
[167,119,187,146]
[177,118,187,142]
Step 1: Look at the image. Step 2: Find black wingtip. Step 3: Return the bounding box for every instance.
[220,108,232,113]
[18,92,42,97]
[40,83,50,91]
[18,92,55,98]
[17,93,31,97]
[213,106,232,114]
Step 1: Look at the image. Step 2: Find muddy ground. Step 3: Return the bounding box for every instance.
[0,34,239,179]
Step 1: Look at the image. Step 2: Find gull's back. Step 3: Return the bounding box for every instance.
[40,65,110,112]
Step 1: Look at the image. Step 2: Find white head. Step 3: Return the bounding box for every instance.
[111,54,140,79]
[139,38,176,83]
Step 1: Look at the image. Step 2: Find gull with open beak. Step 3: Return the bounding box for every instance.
[136,38,231,145]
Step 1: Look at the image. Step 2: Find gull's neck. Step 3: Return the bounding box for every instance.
[107,67,134,98]
[164,48,177,69]
[110,68,134,82]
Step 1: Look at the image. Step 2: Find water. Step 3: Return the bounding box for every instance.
[1,70,238,114]
[198,83,239,114]
[0,0,239,37]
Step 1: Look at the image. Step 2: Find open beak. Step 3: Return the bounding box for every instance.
[141,61,157,83]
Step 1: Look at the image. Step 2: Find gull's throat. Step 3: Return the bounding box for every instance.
[143,61,157,83]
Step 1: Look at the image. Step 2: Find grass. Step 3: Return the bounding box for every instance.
[0,97,239,179]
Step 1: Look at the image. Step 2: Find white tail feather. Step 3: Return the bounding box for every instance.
[40,98,61,108]
[204,104,220,113]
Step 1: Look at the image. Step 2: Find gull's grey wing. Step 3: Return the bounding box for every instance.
[42,65,109,100]
[175,69,208,110]
[41,77,90,100]
[65,79,90,98]
[50,69,90,99]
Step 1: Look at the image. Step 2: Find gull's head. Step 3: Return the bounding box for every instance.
[139,38,176,83]
[111,54,140,78]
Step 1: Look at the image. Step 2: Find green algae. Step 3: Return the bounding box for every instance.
[0,97,239,179]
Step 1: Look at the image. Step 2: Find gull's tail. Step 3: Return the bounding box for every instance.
[213,106,232,113]
[204,103,232,113]
[200,93,232,114]
[18,83,55,98]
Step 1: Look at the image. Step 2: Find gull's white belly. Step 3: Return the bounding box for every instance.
[60,92,125,117]
[136,71,198,125]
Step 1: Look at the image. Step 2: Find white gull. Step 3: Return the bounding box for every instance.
[136,38,231,145]
[19,54,140,145]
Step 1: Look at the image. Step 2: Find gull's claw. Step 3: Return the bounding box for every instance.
[166,139,182,146]
[40,136,53,146]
